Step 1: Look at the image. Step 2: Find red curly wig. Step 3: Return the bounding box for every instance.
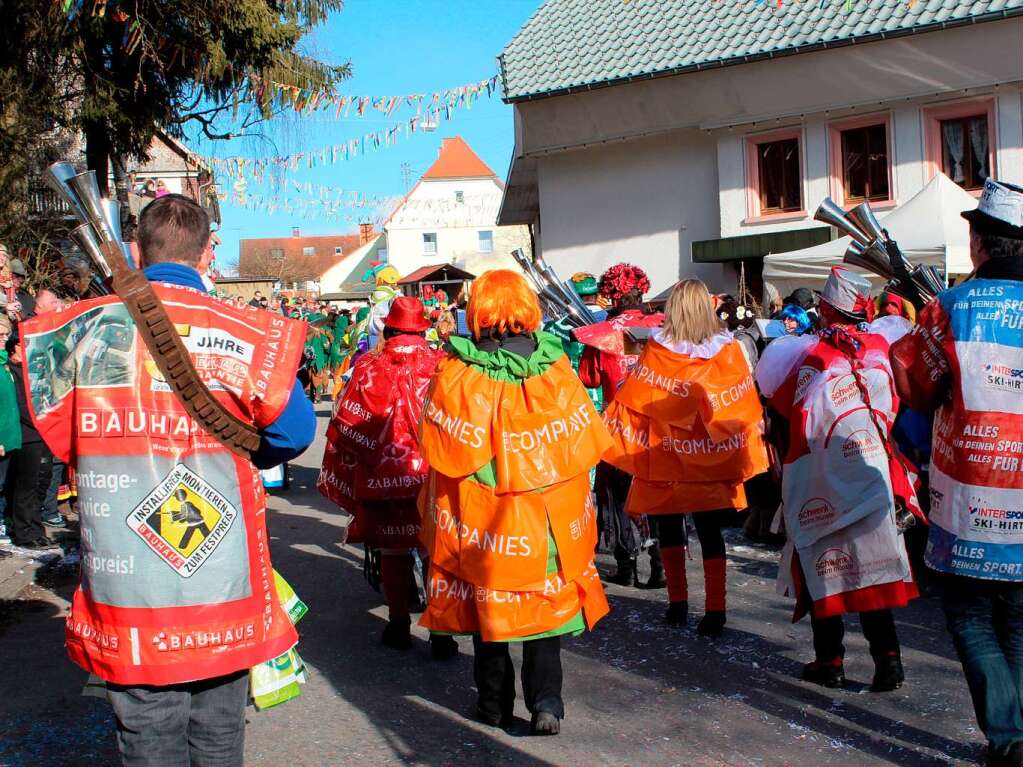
[466,269,542,339]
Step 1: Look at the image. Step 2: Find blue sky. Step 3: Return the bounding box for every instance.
[192,0,540,269]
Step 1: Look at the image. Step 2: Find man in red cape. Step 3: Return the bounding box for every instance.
[319,296,453,655]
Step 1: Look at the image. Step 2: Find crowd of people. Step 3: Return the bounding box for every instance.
[5,178,1023,765]
[0,245,85,554]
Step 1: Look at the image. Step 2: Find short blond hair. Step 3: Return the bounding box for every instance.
[660,279,723,345]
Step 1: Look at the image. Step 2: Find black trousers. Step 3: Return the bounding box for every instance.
[656,510,731,558]
[811,609,900,663]
[473,635,564,719]
[9,441,51,544]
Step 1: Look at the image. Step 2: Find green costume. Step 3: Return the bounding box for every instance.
[0,351,23,451]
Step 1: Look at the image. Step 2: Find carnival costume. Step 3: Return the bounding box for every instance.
[417,269,611,734]
[756,266,921,692]
[574,264,664,588]
[21,273,308,686]
[602,282,768,636]
[891,179,1023,759]
[319,297,445,650]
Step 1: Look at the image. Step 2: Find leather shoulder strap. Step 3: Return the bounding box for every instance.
[104,242,260,459]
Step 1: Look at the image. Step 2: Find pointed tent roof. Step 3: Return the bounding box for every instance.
[762,172,978,296]
[422,136,497,180]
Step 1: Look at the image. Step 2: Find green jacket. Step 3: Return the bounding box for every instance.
[0,352,23,452]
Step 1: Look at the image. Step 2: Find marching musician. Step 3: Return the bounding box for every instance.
[890,179,1023,765]
[756,266,921,692]
[319,296,457,658]
[20,195,316,765]
[575,264,665,588]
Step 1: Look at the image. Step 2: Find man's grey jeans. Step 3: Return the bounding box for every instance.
[106,671,248,766]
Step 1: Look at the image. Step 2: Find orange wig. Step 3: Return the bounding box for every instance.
[466,269,542,339]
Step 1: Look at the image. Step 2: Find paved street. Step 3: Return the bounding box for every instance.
[0,405,987,766]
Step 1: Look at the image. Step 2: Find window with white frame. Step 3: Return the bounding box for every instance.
[422,233,437,255]
[478,230,494,253]
[455,190,464,203]
[334,246,343,256]
[302,246,315,256]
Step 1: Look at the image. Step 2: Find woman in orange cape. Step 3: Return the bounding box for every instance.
[418,270,611,735]
[603,280,769,637]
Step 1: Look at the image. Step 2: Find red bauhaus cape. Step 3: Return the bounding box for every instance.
[21,285,306,685]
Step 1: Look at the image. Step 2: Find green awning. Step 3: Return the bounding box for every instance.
[692,226,831,263]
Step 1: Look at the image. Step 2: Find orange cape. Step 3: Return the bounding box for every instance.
[417,349,612,639]
[602,336,768,514]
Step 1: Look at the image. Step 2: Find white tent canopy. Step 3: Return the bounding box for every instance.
[763,173,976,297]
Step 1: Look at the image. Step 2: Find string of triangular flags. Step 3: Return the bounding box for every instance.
[252,75,501,120]
[205,92,478,184]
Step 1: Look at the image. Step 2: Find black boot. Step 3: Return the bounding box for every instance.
[869,653,905,692]
[697,610,726,638]
[643,560,667,589]
[802,658,846,689]
[665,601,688,626]
[430,633,458,660]
[608,558,637,587]
[381,618,412,651]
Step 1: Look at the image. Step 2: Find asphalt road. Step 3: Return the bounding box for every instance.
[0,404,987,766]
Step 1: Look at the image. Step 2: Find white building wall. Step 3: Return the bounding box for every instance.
[717,92,1023,241]
[998,91,1023,186]
[384,177,530,278]
[513,19,1023,295]
[892,105,926,199]
[536,131,725,297]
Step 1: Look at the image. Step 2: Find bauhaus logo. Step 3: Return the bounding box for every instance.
[126,464,237,577]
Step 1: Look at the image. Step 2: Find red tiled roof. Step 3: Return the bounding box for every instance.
[422,136,497,180]
[238,233,365,282]
[399,263,476,284]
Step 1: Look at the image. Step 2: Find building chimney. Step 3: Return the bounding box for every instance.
[358,222,374,246]
[291,227,300,238]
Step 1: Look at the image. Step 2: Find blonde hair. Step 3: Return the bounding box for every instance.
[660,279,724,345]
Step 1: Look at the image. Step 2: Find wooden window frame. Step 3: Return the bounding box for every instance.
[744,127,807,223]
[828,112,896,210]
[923,97,997,198]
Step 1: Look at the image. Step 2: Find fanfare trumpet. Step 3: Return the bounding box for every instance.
[814,197,942,306]
[510,249,596,326]
[45,162,127,294]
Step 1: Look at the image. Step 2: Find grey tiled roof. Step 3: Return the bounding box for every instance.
[499,0,1023,101]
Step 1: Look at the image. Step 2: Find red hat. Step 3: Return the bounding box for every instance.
[384,296,430,332]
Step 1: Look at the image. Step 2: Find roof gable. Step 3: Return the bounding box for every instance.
[500,0,1023,101]
[422,136,497,179]
[238,233,365,281]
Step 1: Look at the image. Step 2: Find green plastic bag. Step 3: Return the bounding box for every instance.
[250,646,307,710]
[250,571,309,710]
[274,570,308,625]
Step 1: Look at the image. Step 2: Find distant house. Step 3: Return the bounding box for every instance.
[212,276,280,303]
[27,130,221,226]
[127,131,221,224]
[319,233,388,306]
[383,136,531,279]
[497,0,1023,296]
[238,224,374,293]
